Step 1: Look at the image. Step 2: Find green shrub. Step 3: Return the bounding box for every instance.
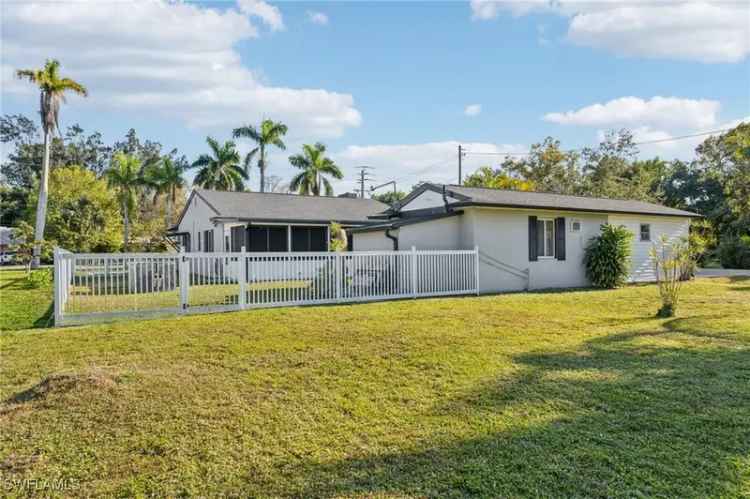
[26,268,53,289]
[718,235,750,269]
[584,224,633,288]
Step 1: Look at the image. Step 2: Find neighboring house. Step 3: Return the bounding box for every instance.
[170,189,388,253]
[350,183,700,293]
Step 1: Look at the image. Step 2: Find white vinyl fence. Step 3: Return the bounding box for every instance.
[53,247,479,326]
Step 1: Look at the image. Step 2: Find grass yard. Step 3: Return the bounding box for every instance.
[0,268,54,331]
[1,277,749,497]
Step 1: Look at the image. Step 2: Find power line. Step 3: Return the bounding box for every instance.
[461,127,732,157]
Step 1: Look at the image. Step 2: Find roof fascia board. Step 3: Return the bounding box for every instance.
[454,202,700,218]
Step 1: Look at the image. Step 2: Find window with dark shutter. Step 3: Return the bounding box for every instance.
[555,217,566,260]
[528,216,538,261]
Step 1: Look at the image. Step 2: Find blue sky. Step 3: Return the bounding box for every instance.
[2,1,749,194]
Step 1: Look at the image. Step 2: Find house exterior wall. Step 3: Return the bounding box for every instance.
[463,207,607,293]
[177,194,222,252]
[352,230,395,251]
[607,214,690,282]
[398,215,463,250]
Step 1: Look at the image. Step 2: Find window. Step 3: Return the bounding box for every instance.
[203,230,214,252]
[230,226,246,252]
[570,219,582,233]
[248,226,288,252]
[640,223,651,242]
[536,219,555,258]
[292,226,327,252]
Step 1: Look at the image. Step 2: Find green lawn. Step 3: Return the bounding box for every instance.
[1,277,749,497]
[0,268,54,331]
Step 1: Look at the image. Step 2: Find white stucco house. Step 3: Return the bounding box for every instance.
[349,183,700,293]
[171,184,699,295]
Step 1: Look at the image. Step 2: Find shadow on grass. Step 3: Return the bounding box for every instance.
[32,302,54,328]
[288,325,750,498]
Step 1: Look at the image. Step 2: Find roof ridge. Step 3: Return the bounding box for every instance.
[196,188,385,203]
[446,184,667,206]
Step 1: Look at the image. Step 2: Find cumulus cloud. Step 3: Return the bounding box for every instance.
[332,141,526,192]
[237,0,285,31]
[544,96,720,130]
[1,1,361,138]
[307,11,329,25]
[470,1,750,63]
[464,104,482,117]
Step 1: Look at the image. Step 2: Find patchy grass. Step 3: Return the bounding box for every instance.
[0,277,749,497]
[0,268,54,331]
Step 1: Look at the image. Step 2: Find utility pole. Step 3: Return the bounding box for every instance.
[458,144,464,185]
[355,166,375,198]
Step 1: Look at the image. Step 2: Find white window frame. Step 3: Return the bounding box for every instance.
[537,218,555,259]
[640,223,651,242]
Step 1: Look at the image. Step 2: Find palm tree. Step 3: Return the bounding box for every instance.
[289,143,344,196]
[191,137,247,191]
[106,152,144,251]
[16,59,87,267]
[143,156,187,226]
[232,119,287,192]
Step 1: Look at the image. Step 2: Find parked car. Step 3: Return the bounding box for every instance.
[0,252,17,265]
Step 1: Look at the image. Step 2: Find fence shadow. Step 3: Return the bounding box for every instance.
[284,325,750,498]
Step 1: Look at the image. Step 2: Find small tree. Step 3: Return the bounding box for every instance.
[11,221,52,272]
[329,222,347,252]
[650,235,696,318]
[584,224,633,288]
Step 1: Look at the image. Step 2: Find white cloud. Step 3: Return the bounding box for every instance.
[307,11,329,25]
[2,1,361,138]
[544,96,720,130]
[237,0,285,31]
[470,1,750,63]
[332,141,525,192]
[464,104,482,117]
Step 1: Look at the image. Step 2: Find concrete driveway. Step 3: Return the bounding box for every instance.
[696,268,750,277]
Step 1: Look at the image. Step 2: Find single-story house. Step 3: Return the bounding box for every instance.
[349,183,700,293]
[170,189,388,253]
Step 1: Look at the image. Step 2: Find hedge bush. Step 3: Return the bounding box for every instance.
[584,224,634,288]
[718,235,750,269]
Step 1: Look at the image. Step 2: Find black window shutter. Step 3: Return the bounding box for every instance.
[555,217,566,261]
[528,216,538,261]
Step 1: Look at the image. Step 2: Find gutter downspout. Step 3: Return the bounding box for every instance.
[385,227,399,251]
[442,185,453,213]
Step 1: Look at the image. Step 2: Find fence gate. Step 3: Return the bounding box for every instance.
[53,247,479,326]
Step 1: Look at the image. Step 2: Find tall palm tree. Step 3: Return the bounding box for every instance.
[143,156,187,226]
[16,59,87,267]
[289,143,344,196]
[106,152,144,251]
[191,137,247,191]
[232,119,287,192]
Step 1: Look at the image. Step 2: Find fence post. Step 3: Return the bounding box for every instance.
[335,252,342,303]
[239,246,247,309]
[474,245,480,295]
[411,246,418,298]
[179,248,189,313]
[53,247,62,326]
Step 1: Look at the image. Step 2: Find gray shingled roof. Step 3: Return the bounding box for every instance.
[441,184,699,218]
[194,189,388,224]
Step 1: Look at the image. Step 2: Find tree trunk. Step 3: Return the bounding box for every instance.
[122,200,130,251]
[259,144,266,193]
[31,130,51,269]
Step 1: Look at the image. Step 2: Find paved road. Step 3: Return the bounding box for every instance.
[696,268,750,277]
